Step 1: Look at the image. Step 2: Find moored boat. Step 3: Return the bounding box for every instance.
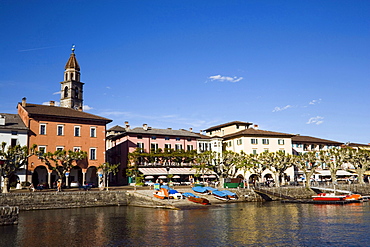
[312,193,347,201]
[183,192,210,205]
[213,190,229,201]
[222,190,238,200]
[168,189,183,199]
[153,188,169,200]
[204,187,218,194]
[192,186,208,194]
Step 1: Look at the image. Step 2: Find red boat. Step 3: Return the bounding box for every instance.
[187,196,210,205]
[312,193,347,201]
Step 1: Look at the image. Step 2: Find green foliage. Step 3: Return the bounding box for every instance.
[38,149,87,179]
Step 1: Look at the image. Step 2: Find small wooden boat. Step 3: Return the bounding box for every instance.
[222,190,238,200]
[213,190,229,201]
[153,188,169,200]
[183,192,210,205]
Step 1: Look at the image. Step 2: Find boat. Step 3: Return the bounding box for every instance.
[183,192,210,205]
[168,189,183,199]
[312,193,348,201]
[192,186,208,194]
[213,190,229,201]
[204,187,218,194]
[222,190,238,200]
[153,188,169,200]
[345,194,363,201]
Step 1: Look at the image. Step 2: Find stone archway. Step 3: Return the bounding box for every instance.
[249,174,259,187]
[32,166,48,188]
[70,166,83,186]
[86,166,98,187]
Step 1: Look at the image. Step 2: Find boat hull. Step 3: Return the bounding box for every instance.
[187,196,210,205]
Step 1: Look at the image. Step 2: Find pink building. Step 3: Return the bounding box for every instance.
[106,123,200,184]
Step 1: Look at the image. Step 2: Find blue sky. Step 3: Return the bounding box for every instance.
[1,1,369,144]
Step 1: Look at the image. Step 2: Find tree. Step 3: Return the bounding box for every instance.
[98,162,120,190]
[0,142,36,193]
[294,151,320,188]
[318,148,347,184]
[345,148,370,184]
[193,151,214,183]
[236,152,260,188]
[259,151,295,187]
[38,149,87,185]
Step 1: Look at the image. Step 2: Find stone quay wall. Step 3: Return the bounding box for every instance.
[0,206,19,225]
[0,191,128,211]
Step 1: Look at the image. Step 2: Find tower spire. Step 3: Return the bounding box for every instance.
[60,46,84,110]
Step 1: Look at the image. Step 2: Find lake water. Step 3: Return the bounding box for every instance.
[1,201,370,246]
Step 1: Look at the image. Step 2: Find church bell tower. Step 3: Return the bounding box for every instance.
[60,45,84,110]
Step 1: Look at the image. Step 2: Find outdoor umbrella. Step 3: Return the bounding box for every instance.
[145,175,154,179]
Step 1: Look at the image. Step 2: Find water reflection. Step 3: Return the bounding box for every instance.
[1,202,370,246]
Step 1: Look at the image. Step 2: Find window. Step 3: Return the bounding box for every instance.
[137,135,142,139]
[280,149,285,153]
[137,143,144,152]
[164,144,171,150]
[264,149,269,153]
[176,137,180,141]
[252,149,257,155]
[187,145,193,151]
[165,136,170,140]
[90,148,96,160]
[187,138,192,142]
[175,144,183,151]
[237,139,242,145]
[11,131,18,135]
[262,139,269,145]
[90,127,96,137]
[74,126,81,137]
[251,139,258,144]
[38,146,46,155]
[40,124,46,135]
[11,139,17,147]
[151,136,156,140]
[278,139,284,145]
[56,146,64,152]
[57,125,64,136]
[151,143,158,151]
[73,147,81,152]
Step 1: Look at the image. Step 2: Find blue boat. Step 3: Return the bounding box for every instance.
[192,186,208,194]
[222,190,238,200]
[212,190,229,201]
[183,192,198,198]
[204,187,218,194]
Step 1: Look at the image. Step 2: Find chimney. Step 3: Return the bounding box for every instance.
[253,124,259,129]
[78,106,83,111]
[0,115,5,126]
[22,97,26,107]
[189,128,193,132]
[143,124,148,130]
[50,101,55,106]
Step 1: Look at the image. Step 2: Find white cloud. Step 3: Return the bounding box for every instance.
[273,105,292,112]
[208,75,243,83]
[309,99,322,105]
[83,105,93,111]
[106,86,111,89]
[307,116,324,125]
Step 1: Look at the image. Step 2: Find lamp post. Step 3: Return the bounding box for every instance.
[166,166,170,184]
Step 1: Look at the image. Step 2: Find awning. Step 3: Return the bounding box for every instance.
[316,170,356,176]
[138,167,195,175]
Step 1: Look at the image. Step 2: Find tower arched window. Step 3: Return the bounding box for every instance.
[75,87,79,99]
[64,86,68,98]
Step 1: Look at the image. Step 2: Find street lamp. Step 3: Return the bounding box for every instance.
[166,166,170,184]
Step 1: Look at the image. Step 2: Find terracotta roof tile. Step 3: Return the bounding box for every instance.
[223,128,295,139]
[204,121,253,132]
[292,135,342,145]
[21,103,111,123]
